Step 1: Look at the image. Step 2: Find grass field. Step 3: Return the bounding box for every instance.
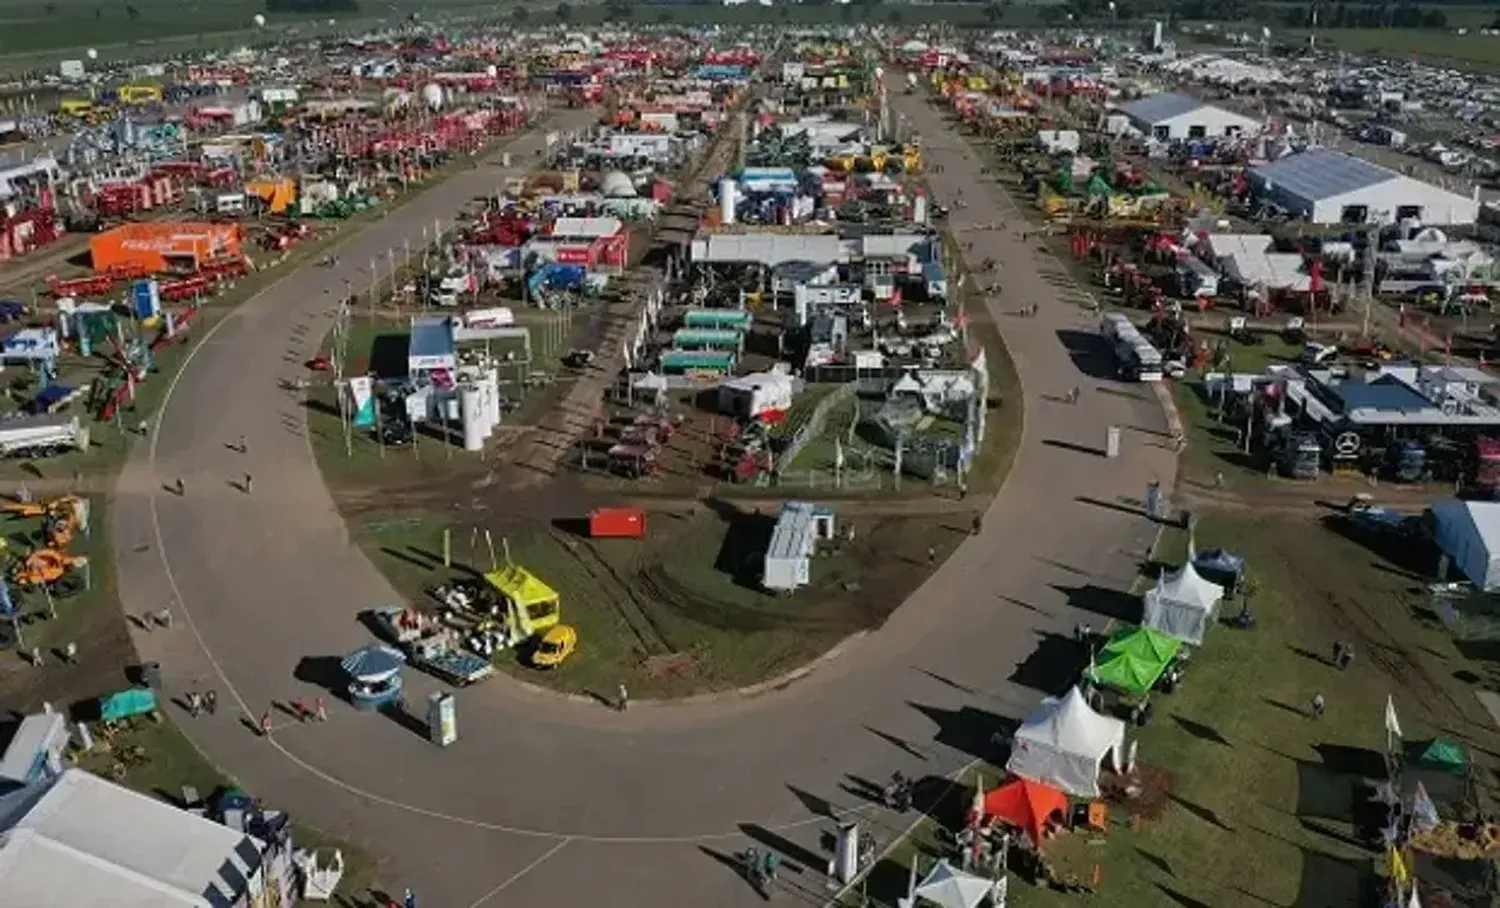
[355,506,972,698]
[844,503,1500,907]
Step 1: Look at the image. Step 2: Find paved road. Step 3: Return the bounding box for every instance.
[110,90,1176,906]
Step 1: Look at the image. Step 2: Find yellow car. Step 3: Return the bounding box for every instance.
[531,624,577,669]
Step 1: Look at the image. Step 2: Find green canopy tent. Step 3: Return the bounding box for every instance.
[1413,737,1468,774]
[1085,626,1183,698]
[1084,173,1113,197]
[99,687,157,722]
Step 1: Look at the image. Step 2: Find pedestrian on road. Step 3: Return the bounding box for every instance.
[1067,386,1081,404]
[187,692,202,718]
[1310,693,1326,718]
[404,886,417,908]
[260,711,273,736]
[158,607,173,629]
[617,683,629,712]
[137,418,149,436]
[175,478,185,496]
[1337,643,1355,670]
[29,647,40,666]
[315,697,327,722]
[970,513,982,535]
[205,690,218,715]
[762,851,780,882]
[243,473,253,494]
[63,641,77,663]
[927,546,937,564]
[238,435,247,454]
[1213,471,1225,489]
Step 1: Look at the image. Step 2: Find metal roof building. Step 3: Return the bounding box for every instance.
[1249,148,1480,226]
[691,232,845,267]
[1117,93,1261,141]
[0,769,287,907]
[761,501,835,593]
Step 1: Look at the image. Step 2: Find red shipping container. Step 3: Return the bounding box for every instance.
[588,508,646,539]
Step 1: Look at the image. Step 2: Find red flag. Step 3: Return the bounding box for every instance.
[1309,260,1323,295]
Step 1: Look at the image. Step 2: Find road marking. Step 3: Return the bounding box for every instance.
[819,756,982,908]
[468,838,572,907]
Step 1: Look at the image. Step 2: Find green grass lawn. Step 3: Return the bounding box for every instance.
[846,506,1494,907]
[354,508,894,698]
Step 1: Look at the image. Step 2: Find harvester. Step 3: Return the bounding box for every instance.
[0,495,88,548]
[12,548,89,594]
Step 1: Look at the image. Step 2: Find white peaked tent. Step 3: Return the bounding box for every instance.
[1142,559,1224,645]
[1006,686,1126,798]
[901,859,996,908]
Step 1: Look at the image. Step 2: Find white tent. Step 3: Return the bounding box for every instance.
[1006,686,1126,798]
[1429,499,1500,591]
[1142,560,1224,645]
[901,859,996,908]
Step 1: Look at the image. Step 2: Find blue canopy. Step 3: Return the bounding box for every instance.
[341,644,406,682]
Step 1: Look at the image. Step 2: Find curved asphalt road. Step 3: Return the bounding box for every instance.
[111,90,1176,906]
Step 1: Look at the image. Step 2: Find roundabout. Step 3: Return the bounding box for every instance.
[109,92,1176,906]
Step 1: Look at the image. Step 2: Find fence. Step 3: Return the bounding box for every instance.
[777,383,858,468]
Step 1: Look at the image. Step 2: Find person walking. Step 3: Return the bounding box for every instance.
[260,711,273,736]
[927,545,937,564]
[243,473,253,494]
[616,683,629,712]
[175,478,185,496]
[204,690,218,715]
[63,641,77,663]
[970,513,983,535]
[1310,693,1326,718]
[187,692,201,718]
[157,607,173,629]
[315,697,328,722]
[238,435,247,454]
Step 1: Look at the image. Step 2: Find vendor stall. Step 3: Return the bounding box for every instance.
[1142,560,1223,645]
[1007,686,1125,799]
[981,777,1068,848]
[1085,625,1183,697]
[341,643,406,710]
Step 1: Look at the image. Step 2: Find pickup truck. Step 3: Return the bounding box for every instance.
[367,605,494,686]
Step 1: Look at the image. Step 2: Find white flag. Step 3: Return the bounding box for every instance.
[1385,695,1403,740]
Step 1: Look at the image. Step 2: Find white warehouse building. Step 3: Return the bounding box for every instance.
[1117,93,1262,141]
[1249,147,1480,226]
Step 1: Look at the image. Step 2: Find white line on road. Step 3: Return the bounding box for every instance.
[468,838,573,907]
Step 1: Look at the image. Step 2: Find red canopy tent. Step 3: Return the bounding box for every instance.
[982,778,1068,847]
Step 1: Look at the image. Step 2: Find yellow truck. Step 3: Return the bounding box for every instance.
[119,84,163,106]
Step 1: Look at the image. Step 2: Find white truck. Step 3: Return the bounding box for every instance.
[0,414,89,459]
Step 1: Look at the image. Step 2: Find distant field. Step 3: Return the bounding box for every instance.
[0,0,1063,63]
[0,0,497,61]
[1284,26,1500,70]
